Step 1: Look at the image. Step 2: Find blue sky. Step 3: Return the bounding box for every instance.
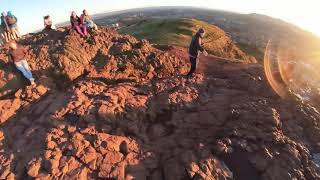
[1,0,319,36]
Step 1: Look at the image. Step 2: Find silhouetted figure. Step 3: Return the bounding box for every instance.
[187,28,208,78]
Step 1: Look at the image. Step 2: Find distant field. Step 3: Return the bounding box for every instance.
[236,42,264,62]
[95,7,320,62]
[120,18,224,48]
[119,18,257,62]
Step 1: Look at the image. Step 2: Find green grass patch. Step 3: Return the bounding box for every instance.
[236,42,264,62]
[120,18,224,48]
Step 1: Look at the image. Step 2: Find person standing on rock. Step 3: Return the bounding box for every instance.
[8,41,35,85]
[70,11,88,37]
[1,12,10,43]
[6,11,21,40]
[186,28,208,78]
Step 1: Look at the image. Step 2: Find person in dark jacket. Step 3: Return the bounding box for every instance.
[187,28,208,78]
[70,11,88,37]
[1,12,10,43]
[6,11,21,39]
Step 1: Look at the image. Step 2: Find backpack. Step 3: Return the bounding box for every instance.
[8,16,16,25]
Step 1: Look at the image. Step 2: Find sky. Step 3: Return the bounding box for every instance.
[0,0,319,36]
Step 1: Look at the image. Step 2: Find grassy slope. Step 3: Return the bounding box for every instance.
[236,42,264,62]
[120,18,261,62]
[120,18,225,48]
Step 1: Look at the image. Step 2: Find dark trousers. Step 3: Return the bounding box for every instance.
[187,56,198,77]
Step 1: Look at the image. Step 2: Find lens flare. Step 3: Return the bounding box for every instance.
[264,41,320,104]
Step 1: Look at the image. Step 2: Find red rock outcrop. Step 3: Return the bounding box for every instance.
[0,28,319,180]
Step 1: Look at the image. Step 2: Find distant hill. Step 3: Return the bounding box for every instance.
[119,18,256,63]
[95,7,320,61]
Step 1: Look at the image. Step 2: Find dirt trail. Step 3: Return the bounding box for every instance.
[0,28,319,180]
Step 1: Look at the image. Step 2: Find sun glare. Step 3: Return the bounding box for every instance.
[264,41,320,104]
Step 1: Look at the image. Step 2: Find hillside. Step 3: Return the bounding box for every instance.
[0,28,319,179]
[96,7,320,61]
[120,18,257,63]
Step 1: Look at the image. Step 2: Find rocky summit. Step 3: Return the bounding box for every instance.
[0,28,320,180]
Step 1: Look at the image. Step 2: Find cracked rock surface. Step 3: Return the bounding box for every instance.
[0,28,319,180]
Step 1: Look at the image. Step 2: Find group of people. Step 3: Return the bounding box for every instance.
[70,10,98,37]
[2,9,99,86]
[43,9,98,36]
[2,7,206,87]
[0,11,21,44]
[6,27,207,87]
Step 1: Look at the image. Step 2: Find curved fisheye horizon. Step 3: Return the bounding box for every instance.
[1,0,320,179]
[1,0,320,36]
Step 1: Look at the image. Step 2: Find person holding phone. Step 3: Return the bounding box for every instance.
[187,28,208,78]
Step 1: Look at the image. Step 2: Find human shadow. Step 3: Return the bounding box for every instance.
[0,58,30,99]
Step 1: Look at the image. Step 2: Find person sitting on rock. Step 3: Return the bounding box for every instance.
[1,12,10,43]
[8,41,35,85]
[70,11,88,37]
[186,28,208,78]
[6,11,21,40]
[81,9,98,31]
[43,15,56,31]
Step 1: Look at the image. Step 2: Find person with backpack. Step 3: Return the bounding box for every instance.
[186,28,208,78]
[8,41,35,85]
[81,9,98,31]
[70,11,88,37]
[6,11,21,39]
[43,15,56,31]
[0,12,11,43]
